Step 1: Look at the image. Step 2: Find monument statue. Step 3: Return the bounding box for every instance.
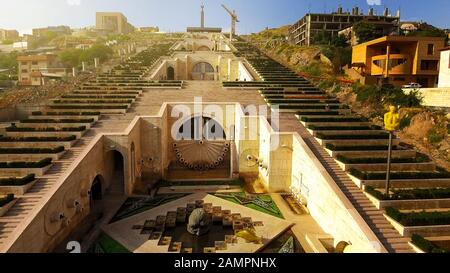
[384,105,400,132]
[187,208,210,236]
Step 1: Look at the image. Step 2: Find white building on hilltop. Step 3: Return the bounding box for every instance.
[438,47,450,88]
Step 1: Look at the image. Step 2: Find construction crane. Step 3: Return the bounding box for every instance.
[221,4,239,41]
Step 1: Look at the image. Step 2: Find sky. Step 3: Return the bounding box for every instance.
[0,0,448,35]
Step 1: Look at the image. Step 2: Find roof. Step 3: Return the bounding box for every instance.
[354,35,446,48]
[17,54,56,62]
[440,46,450,52]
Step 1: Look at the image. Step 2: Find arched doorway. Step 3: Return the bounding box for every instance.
[90,175,103,208]
[167,66,175,80]
[197,45,211,51]
[192,62,215,81]
[106,150,125,195]
[177,116,226,141]
[130,143,136,184]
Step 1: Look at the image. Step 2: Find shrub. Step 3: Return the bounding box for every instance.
[0,136,76,142]
[21,119,94,124]
[0,174,35,186]
[0,194,14,207]
[0,146,64,154]
[411,234,449,253]
[365,186,450,201]
[317,133,389,140]
[427,127,446,144]
[349,169,450,180]
[385,207,450,226]
[6,126,86,132]
[325,144,393,151]
[0,158,52,169]
[337,155,428,164]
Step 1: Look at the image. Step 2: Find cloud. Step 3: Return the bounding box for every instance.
[67,0,81,6]
[367,0,382,5]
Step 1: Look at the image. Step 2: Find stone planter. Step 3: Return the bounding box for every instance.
[0,198,18,217]
[0,180,37,195]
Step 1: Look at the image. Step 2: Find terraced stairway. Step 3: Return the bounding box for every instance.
[0,43,180,251]
[229,38,420,253]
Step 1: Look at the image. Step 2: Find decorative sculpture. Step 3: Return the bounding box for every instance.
[187,208,211,236]
[384,105,400,132]
[235,228,262,244]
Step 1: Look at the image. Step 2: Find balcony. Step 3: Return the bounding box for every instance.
[371,54,411,76]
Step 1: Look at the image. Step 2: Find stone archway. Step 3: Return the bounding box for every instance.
[90,175,104,209]
[192,62,215,81]
[105,150,125,195]
[197,45,211,51]
[167,66,175,80]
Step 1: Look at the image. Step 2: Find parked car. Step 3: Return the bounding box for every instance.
[402,82,422,89]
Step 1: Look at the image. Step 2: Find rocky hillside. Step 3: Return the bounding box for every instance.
[245,26,450,171]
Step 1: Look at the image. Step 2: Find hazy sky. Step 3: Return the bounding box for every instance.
[0,0,448,35]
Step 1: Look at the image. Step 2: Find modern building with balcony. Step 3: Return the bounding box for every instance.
[438,47,450,88]
[289,6,400,46]
[350,36,446,87]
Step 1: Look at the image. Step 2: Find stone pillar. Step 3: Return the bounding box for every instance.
[94,58,99,68]
[72,67,76,77]
[82,62,86,72]
[385,44,391,79]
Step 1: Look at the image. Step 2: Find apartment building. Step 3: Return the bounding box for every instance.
[289,6,400,46]
[17,54,66,86]
[96,12,135,34]
[438,47,450,88]
[351,36,446,87]
[0,29,19,41]
[32,26,72,37]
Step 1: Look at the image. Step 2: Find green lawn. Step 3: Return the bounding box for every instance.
[215,193,284,219]
[111,194,189,223]
[88,233,130,253]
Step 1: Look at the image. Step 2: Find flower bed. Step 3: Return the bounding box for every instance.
[386,207,450,226]
[300,117,367,123]
[32,111,101,116]
[0,158,52,169]
[0,136,76,142]
[0,194,14,207]
[49,105,129,109]
[6,126,86,132]
[318,133,390,140]
[411,234,449,253]
[337,155,429,164]
[349,169,450,180]
[366,186,450,201]
[0,174,35,186]
[21,119,94,124]
[325,144,397,151]
[308,125,381,131]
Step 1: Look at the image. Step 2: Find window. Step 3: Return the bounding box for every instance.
[22,77,28,81]
[427,44,434,55]
[21,69,28,73]
[394,77,406,82]
[420,60,438,71]
[31,61,38,65]
[21,61,27,65]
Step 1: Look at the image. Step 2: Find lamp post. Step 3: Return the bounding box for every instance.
[385,130,394,195]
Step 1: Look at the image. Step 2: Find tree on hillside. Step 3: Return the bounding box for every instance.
[353,22,384,43]
[59,44,114,68]
[29,31,58,49]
